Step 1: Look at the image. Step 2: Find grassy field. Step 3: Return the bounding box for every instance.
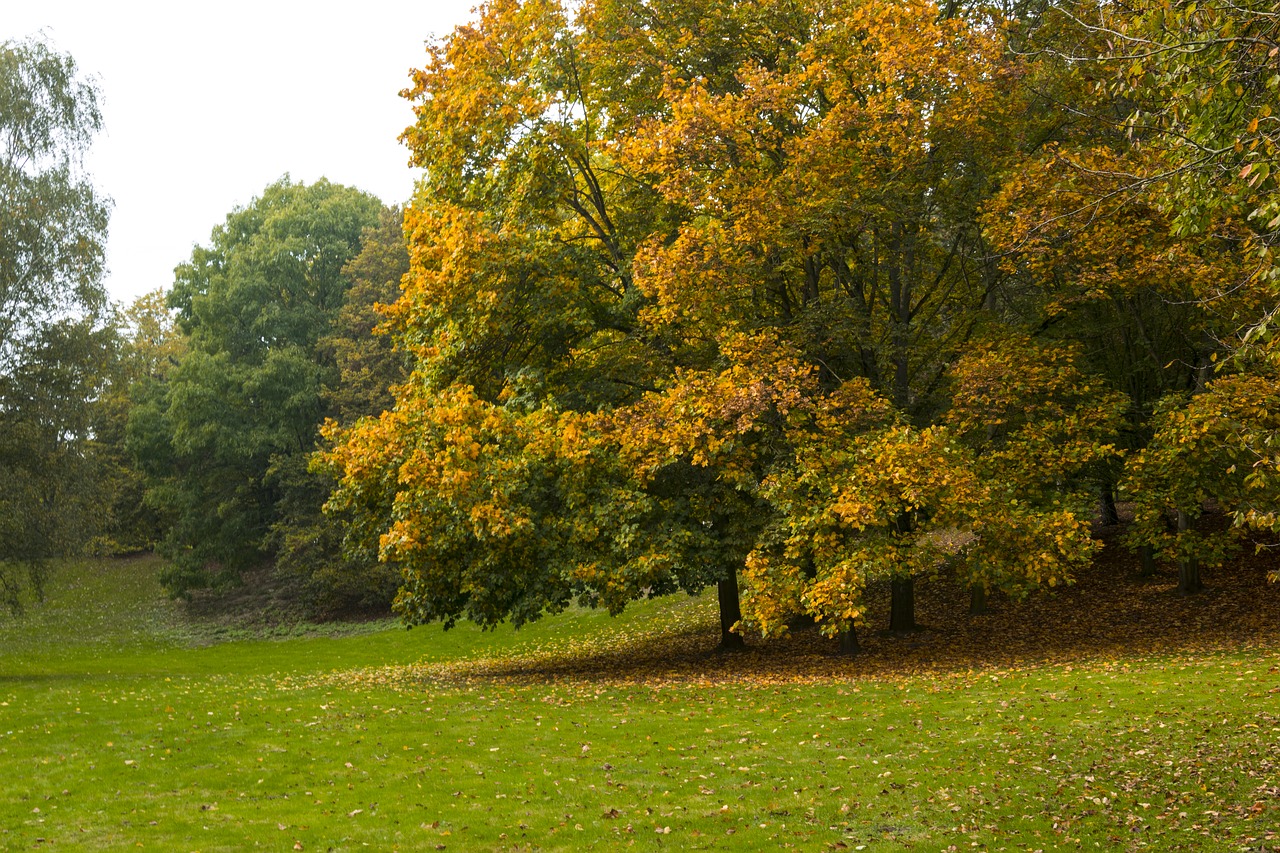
[1,553,1278,851]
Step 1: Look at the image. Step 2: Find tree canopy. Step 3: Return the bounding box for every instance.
[320,0,1177,647]
[131,178,382,595]
[0,37,112,612]
[13,3,1276,652]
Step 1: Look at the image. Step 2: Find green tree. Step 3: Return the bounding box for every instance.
[280,207,411,614]
[135,177,381,596]
[0,37,110,612]
[91,290,186,555]
[0,318,118,609]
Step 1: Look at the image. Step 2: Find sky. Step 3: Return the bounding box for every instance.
[5,0,476,305]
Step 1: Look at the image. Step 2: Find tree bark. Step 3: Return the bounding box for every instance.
[969,582,987,616]
[1176,511,1203,595]
[717,566,746,650]
[1178,555,1202,595]
[839,626,860,656]
[890,576,917,633]
[1099,483,1120,527]
[1139,544,1156,578]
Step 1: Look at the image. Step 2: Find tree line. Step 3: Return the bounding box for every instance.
[4,0,1277,652]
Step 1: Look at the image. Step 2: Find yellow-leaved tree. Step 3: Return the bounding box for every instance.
[323,0,1136,651]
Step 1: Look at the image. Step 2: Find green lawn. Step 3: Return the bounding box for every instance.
[1,556,1277,851]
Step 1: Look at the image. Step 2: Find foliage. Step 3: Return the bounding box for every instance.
[1123,369,1280,576]
[982,139,1260,455]
[87,290,188,555]
[1103,0,1280,271]
[744,410,1099,640]
[393,0,668,405]
[322,387,579,628]
[320,205,412,425]
[984,4,1280,587]
[324,0,1171,640]
[134,178,381,596]
[279,207,412,614]
[0,319,117,611]
[0,37,108,371]
[945,334,1129,512]
[321,335,794,631]
[326,0,744,635]
[621,0,1019,414]
[0,37,110,612]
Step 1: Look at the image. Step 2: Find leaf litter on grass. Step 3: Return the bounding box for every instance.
[263,527,1280,848]
[6,537,1280,852]
[291,531,1280,693]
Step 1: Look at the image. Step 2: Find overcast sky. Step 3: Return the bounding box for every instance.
[6,1,476,305]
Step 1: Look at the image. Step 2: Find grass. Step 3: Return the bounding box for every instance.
[1,553,1278,851]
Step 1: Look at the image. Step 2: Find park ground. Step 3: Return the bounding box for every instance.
[1,527,1278,851]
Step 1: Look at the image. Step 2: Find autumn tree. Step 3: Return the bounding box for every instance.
[1086,0,1280,282]
[615,0,1042,631]
[1087,1,1280,566]
[1122,367,1280,593]
[987,1,1276,576]
[736,340,1105,650]
[323,0,1131,647]
[326,0,758,640]
[944,335,1128,612]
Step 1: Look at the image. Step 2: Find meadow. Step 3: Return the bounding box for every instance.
[1,551,1278,851]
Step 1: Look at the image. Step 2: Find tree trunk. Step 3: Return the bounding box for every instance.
[717,566,746,650]
[1099,483,1120,527]
[839,626,860,656]
[1178,555,1202,595]
[1139,544,1156,578]
[889,576,917,633]
[1176,511,1203,595]
[969,582,987,616]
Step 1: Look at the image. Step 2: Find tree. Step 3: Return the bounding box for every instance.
[1122,369,1280,593]
[944,334,1128,611]
[0,318,118,611]
[326,0,709,637]
[1095,0,1280,278]
[321,206,412,425]
[325,0,1123,647]
[988,2,1278,576]
[0,38,109,369]
[0,37,110,612]
[91,289,187,555]
[615,0,1031,631]
[281,207,411,614]
[134,178,381,596]
[739,347,1102,650]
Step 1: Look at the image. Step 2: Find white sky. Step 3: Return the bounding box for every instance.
[5,1,476,305]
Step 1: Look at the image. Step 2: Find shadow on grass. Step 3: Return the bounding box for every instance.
[402,528,1280,688]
